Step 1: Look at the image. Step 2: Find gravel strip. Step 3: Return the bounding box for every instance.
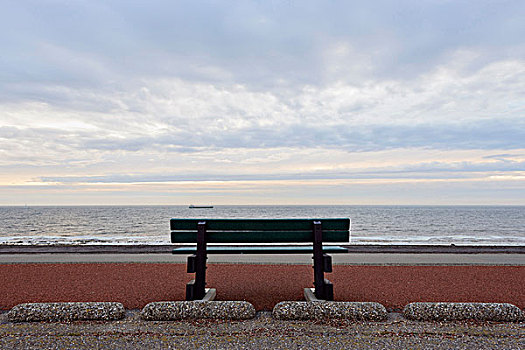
[273,301,388,321]
[403,302,524,322]
[7,302,125,322]
[141,301,256,320]
[1,310,523,349]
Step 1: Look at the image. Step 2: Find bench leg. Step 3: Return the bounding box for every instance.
[186,222,207,300]
[313,221,334,301]
[322,279,334,301]
[186,279,197,301]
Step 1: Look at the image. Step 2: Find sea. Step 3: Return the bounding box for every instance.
[0,205,524,246]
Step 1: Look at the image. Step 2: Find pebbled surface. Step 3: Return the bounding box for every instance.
[403,302,524,322]
[7,302,125,322]
[273,301,388,321]
[0,311,523,349]
[141,301,255,320]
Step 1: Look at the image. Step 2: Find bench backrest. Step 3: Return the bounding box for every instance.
[170,218,350,243]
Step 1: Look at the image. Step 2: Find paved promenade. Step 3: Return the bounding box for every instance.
[0,252,524,265]
[1,246,523,349]
[1,246,523,311]
[1,243,523,265]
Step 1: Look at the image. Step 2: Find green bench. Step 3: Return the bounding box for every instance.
[171,218,350,301]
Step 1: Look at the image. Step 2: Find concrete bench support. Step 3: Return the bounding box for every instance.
[200,288,217,301]
[304,288,325,302]
[403,302,524,322]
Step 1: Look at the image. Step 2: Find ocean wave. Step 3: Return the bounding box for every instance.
[0,235,170,245]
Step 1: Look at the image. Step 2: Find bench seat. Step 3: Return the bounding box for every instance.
[172,245,349,254]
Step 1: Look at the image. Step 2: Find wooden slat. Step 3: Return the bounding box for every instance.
[170,218,349,231]
[171,230,349,243]
[172,245,349,254]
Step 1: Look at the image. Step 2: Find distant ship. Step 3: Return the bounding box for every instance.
[189,204,214,209]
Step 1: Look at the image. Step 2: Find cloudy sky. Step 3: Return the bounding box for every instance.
[1,0,524,205]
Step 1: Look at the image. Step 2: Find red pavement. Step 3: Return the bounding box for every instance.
[1,263,523,311]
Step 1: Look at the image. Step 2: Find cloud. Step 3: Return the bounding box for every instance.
[484,153,524,160]
[1,1,524,204]
[1,56,523,165]
[36,156,525,184]
[1,1,524,92]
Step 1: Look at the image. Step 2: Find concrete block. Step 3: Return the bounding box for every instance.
[7,302,125,323]
[273,301,388,321]
[403,302,524,322]
[141,300,256,320]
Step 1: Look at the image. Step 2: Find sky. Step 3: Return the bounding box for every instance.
[1,0,524,205]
